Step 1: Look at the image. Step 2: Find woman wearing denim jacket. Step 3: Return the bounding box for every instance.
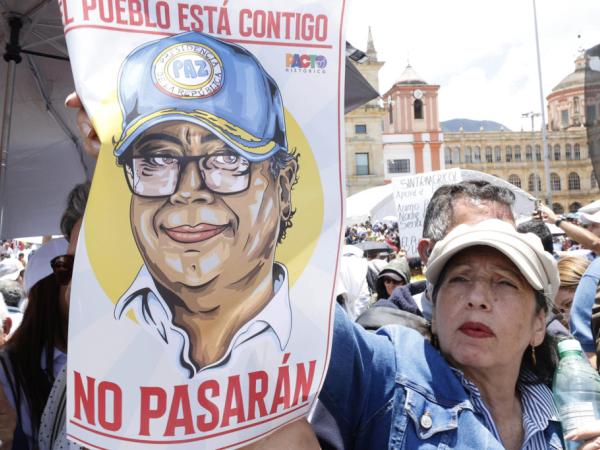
[315,219,572,449]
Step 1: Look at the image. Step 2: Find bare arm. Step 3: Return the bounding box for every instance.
[539,204,600,254]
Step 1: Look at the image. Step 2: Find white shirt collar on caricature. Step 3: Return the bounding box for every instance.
[114,262,292,378]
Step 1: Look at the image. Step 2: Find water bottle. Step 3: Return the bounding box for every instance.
[552,339,600,450]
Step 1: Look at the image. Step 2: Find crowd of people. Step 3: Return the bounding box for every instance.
[0,96,599,450]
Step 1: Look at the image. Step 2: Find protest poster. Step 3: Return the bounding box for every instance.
[58,1,346,447]
[392,168,536,256]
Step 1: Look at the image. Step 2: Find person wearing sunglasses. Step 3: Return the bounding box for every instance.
[111,32,299,378]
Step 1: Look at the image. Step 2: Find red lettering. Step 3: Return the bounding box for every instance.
[128,0,143,26]
[300,55,311,68]
[59,0,74,25]
[114,0,127,25]
[266,11,281,39]
[282,12,294,40]
[139,387,167,436]
[292,361,316,406]
[203,5,217,33]
[253,10,266,38]
[247,371,268,420]
[82,0,96,21]
[315,15,328,41]
[221,375,245,427]
[301,14,314,41]
[294,13,301,40]
[178,4,190,31]
[98,0,114,23]
[164,385,194,436]
[239,9,252,37]
[197,380,220,432]
[270,363,291,414]
[143,0,157,27]
[156,1,170,29]
[74,372,96,425]
[216,7,231,35]
[98,382,122,432]
[189,5,204,31]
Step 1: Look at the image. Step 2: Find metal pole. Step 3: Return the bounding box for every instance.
[0,16,23,238]
[532,0,551,205]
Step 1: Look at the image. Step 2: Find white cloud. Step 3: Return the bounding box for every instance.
[347,0,600,131]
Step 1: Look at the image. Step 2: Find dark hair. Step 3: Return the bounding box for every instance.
[0,280,25,307]
[517,220,554,255]
[60,182,91,241]
[431,260,557,386]
[423,180,515,241]
[6,274,66,438]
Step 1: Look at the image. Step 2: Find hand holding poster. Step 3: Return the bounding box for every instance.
[59,1,345,447]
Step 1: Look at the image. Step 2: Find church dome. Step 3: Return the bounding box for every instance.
[396,64,427,85]
[552,51,600,92]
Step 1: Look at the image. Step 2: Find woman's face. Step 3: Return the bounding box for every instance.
[432,246,546,375]
[383,276,403,297]
[554,287,575,325]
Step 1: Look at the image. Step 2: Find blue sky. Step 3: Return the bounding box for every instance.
[346,0,600,131]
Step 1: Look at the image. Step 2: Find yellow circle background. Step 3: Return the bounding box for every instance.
[85,94,325,303]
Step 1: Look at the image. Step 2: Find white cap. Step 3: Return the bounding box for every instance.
[580,211,600,225]
[0,259,24,281]
[426,219,559,304]
[23,238,68,294]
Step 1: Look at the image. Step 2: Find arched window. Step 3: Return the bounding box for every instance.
[453,147,461,164]
[550,173,561,191]
[514,145,521,161]
[413,99,423,119]
[444,147,452,164]
[525,145,533,161]
[464,146,472,163]
[552,203,565,214]
[574,143,581,159]
[528,173,541,192]
[553,144,561,161]
[505,146,513,162]
[508,174,521,188]
[565,143,572,160]
[592,171,598,190]
[547,144,552,160]
[494,146,501,162]
[568,172,581,190]
[569,202,582,213]
[485,146,493,163]
[474,146,481,163]
[535,145,541,161]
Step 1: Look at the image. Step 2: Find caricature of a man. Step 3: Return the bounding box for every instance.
[113,32,298,378]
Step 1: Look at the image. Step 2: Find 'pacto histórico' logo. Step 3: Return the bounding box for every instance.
[153,42,223,98]
[285,53,327,74]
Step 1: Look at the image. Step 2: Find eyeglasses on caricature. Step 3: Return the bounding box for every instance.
[122,151,251,197]
[50,254,74,285]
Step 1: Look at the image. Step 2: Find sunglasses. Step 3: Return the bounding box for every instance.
[50,254,74,285]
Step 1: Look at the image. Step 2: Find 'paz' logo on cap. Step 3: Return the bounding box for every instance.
[153,42,223,99]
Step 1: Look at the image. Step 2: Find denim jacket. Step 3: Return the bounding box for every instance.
[570,256,600,352]
[316,306,563,449]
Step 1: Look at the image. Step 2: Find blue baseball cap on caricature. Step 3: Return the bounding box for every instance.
[114,32,288,162]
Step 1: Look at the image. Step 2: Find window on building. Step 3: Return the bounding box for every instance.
[444,147,452,164]
[553,144,561,161]
[388,101,393,124]
[474,146,481,163]
[505,146,512,162]
[592,171,598,190]
[494,146,502,162]
[569,202,582,213]
[464,146,473,163]
[535,145,541,161]
[388,159,411,174]
[574,96,580,113]
[587,105,597,125]
[414,99,423,120]
[525,145,533,161]
[355,152,370,176]
[550,173,561,191]
[561,110,569,128]
[514,145,521,162]
[574,143,581,160]
[547,144,552,160]
[568,172,581,190]
[453,147,461,164]
[552,203,565,214]
[565,143,572,160]
[508,174,521,188]
[355,124,367,134]
[528,173,541,192]
[485,146,493,163]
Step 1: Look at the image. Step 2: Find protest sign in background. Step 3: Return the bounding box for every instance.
[60,1,346,447]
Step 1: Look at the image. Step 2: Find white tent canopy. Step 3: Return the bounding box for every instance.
[578,199,600,214]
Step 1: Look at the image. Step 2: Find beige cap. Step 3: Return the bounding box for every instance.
[426,219,559,303]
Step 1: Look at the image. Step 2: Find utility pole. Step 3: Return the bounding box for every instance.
[522,111,541,196]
